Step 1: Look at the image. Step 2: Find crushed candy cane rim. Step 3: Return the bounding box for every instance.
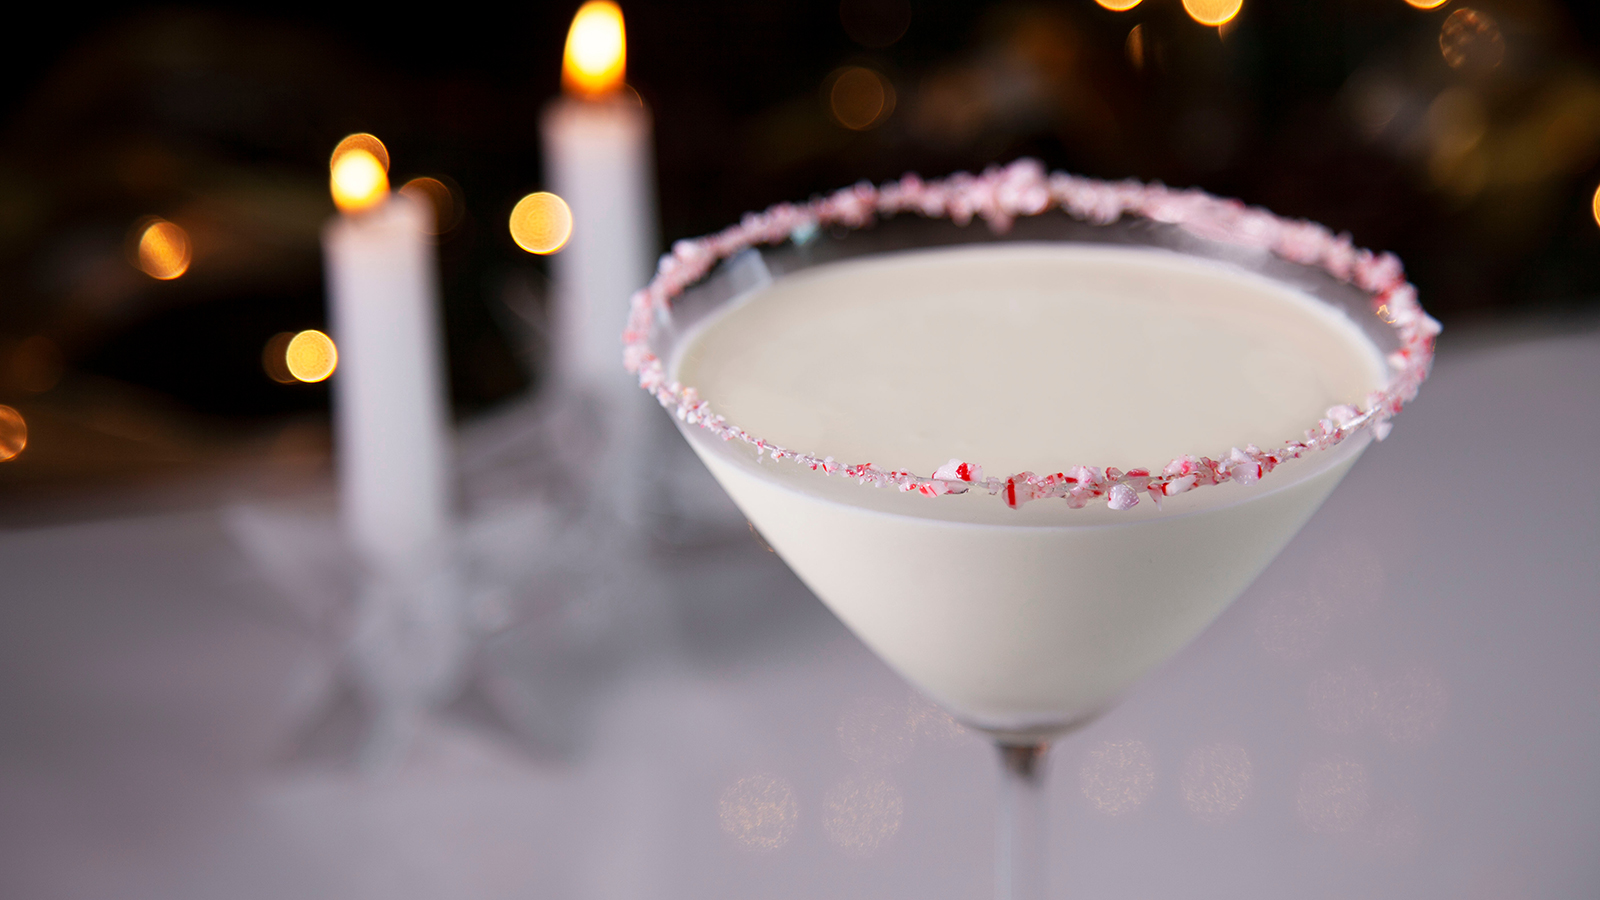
[622,159,1438,511]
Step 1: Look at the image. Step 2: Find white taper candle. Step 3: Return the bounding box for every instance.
[324,192,453,569]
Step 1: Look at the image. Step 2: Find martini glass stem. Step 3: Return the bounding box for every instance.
[996,742,1050,900]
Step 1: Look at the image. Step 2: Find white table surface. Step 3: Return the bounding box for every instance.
[0,327,1595,899]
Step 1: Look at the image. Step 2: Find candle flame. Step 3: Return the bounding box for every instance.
[510,192,573,254]
[135,218,192,280]
[285,330,338,383]
[0,405,26,462]
[331,149,389,213]
[563,1,627,98]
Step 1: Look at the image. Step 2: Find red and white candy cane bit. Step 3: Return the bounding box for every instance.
[934,459,983,484]
[623,161,1435,511]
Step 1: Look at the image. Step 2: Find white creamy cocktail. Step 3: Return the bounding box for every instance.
[623,162,1436,900]
[673,243,1388,739]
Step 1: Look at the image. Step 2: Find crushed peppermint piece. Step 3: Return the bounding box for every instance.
[1107,483,1140,510]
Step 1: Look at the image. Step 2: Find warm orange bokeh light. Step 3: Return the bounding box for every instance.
[829,66,896,131]
[1404,0,1450,8]
[509,192,573,254]
[1592,183,1600,229]
[330,133,390,174]
[563,1,627,98]
[1183,0,1243,27]
[399,177,460,235]
[136,219,192,280]
[1095,0,1142,10]
[0,405,26,462]
[285,330,337,383]
[331,149,389,213]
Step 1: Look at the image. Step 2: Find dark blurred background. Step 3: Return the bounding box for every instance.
[1,0,1596,500]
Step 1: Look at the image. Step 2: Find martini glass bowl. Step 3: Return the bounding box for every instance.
[623,162,1435,899]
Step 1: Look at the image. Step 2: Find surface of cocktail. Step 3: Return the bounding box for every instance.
[670,244,1388,738]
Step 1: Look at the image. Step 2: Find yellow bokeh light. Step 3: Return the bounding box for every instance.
[1592,183,1600,229]
[1404,0,1450,8]
[331,149,389,213]
[1096,0,1142,10]
[829,66,896,131]
[285,330,338,383]
[563,1,627,98]
[330,133,390,174]
[0,405,26,462]
[509,192,573,254]
[136,218,192,280]
[1183,0,1243,27]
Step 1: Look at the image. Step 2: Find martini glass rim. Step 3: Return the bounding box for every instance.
[623,159,1438,515]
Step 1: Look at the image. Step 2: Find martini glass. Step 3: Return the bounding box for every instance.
[623,161,1435,898]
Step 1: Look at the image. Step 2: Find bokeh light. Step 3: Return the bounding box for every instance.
[399,176,462,235]
[718,774,799,851]
[135,218,191,280]
[1182,0,1243,27]
[509,192,573,254]
[330,149,389,214]
[1405,0,1450,8]
[329,133,390,175]
[1096,0,1142,10]
[285,330,337,383]
[1591,183,1600,228]
[1440,8,1504,70]
[262,332,296,384]
[829,66,896,131]
[0,405,26,462]
[563,1,626,97]
[1079,739,1157,816]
